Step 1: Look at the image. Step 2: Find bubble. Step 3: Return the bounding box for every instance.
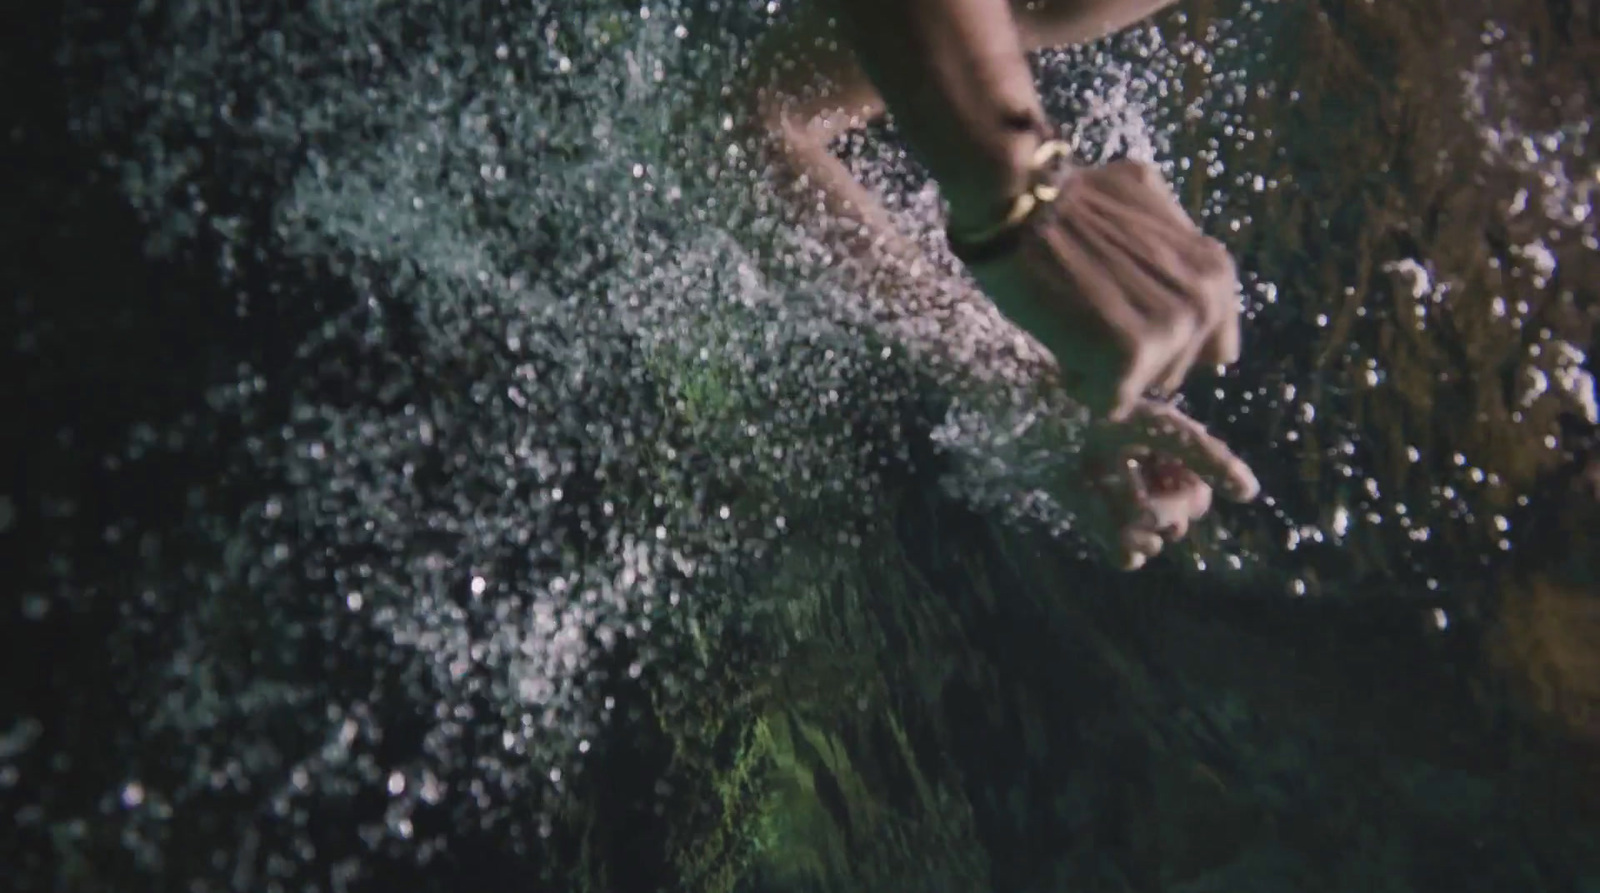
[0,719,42,761]
[121,781,146,808]
[21,594,49,620]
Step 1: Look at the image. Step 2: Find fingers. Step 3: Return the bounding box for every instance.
[1155,240,1238,393]
[1027,222,1155,421]
[1200,305,1243,367]
[1086,454,1162,571]
[1192,242,1243,368]
[1146,236,1236,394]
[1154,328,1208,399]
[1119,528,1163,571]
[1144,461,1213,540]
[1120,401,1260,502]
[1111,338,1182,422]
[1099,159,1195,232]
[1098,451,1217,571]
[995,160,1245,420]
[1085,220,1203,402]
[1065,167,1242,407]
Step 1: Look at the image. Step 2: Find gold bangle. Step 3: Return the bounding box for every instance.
[947,139,1075,246]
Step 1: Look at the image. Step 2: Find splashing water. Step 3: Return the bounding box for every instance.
[18,2,981,885]
[10,0,1599,888]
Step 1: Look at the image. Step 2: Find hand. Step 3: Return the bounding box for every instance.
[964,157,1242,422]
[1073,398,1260,570]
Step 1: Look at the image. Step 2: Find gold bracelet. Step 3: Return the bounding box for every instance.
[947,139,1075,248]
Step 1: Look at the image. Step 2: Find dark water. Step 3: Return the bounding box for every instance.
[5,1,1600,890]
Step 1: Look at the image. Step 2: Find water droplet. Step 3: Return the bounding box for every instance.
[121,781,146,808]
[21,594,48,620]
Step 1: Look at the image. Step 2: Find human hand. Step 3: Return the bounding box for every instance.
[962,156,1242,422]
[1073,398,1259,570]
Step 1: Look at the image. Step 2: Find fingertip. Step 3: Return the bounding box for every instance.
[1223,465,1261,503]
[1108,381,1148,423]
[1161,517,1190,542]
[1203,326,1242,368]
[1103,395,1136,424]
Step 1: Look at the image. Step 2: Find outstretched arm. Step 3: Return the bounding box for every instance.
[746,0,1181,240]
[817,0,1048,234]
[736,0,1259,571]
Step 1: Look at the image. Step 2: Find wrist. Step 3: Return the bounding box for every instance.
[941,117,1051,235]
[945,134,1076,266]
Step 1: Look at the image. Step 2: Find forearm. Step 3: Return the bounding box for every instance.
[823,0,1046,232]
[822,0,1183,231]
[759,115,922,265]
[754,112,1068,395]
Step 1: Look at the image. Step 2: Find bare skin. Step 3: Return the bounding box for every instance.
[732,0,1259,570]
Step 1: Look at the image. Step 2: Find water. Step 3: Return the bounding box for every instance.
[6,0,1600,890]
